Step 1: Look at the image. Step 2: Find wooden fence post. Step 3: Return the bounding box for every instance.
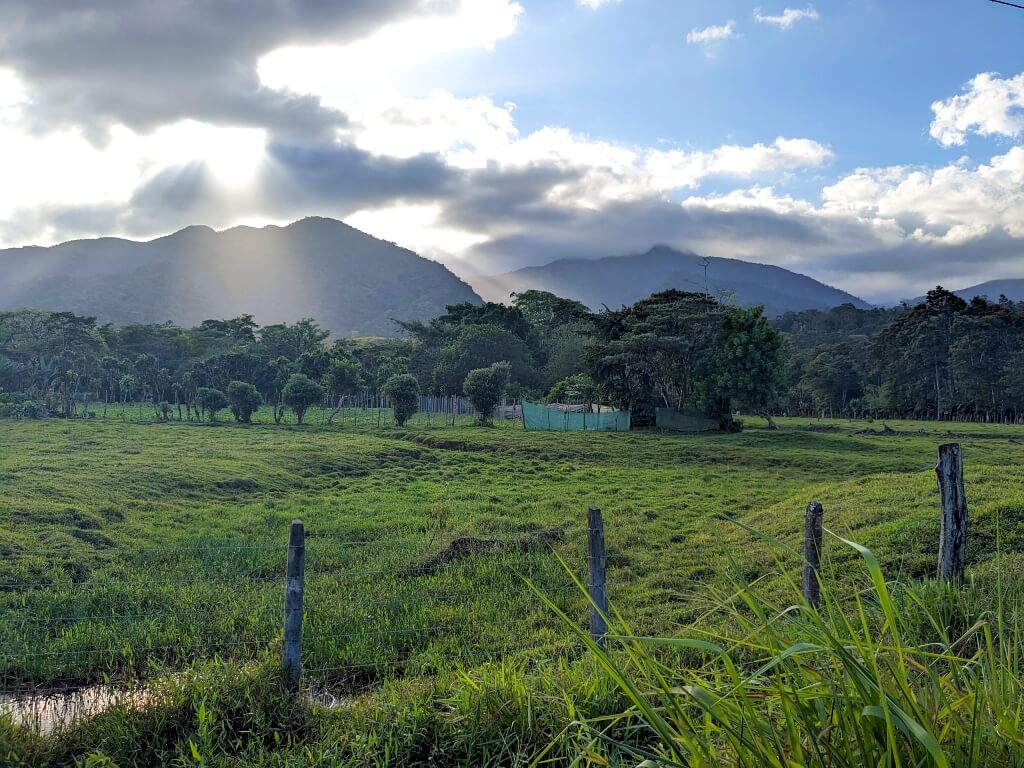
[587,507,608,647]
[283,519,305,692]
[936,443,968,581]
[803,502,823,607]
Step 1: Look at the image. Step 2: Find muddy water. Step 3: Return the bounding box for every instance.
[0,685,152,735]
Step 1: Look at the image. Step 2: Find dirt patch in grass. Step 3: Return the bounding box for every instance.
[413,529,564,576]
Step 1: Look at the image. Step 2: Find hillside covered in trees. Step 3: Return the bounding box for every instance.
[0,217,481,337]
[2,285,1022,426]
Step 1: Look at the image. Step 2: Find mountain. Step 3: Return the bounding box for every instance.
[0,218,481,336]
[471,246,869,318]
[944,279,1024,304]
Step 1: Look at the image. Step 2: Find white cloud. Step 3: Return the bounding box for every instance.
[822,147,1024,241]
[0,118,266,225]
[577,0,621,8]
[930,72,1024,147]
[346,203,487,259]
[686,20,736,45]
[753,6,819,29]
[258,0,522,102]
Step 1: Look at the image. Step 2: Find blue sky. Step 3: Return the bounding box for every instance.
[0,0,1022,301]
[455,0,1021,177]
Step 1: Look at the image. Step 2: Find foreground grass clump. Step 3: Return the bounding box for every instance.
[556,537,1024,767]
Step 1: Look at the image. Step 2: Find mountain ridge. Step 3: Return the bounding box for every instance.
[0,217,482,337]
[910,279,1024,305]
[471,245,870,318]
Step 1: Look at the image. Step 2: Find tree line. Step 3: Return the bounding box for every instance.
[2,285,1020,427]
[779,287,1024,422]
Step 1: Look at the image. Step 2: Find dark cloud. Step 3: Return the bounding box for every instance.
[0,0,421,140]
[263,142,458,208]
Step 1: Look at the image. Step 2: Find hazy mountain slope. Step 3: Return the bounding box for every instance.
[472,246,869,318]
[0,218,481,336]
[949,279,1024,303]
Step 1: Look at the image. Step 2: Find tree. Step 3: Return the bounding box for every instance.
[226,380,263,423]
[589,290,721,425]
[196,387,228,422]
[382,373,418,426]
[512,290,591,332]
[433,324,537,395]
[547,373,600,405]
[464,362,511,426]
[282,373,323,425]
[706,306,788,430]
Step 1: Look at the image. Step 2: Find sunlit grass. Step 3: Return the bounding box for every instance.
[2,414,1024,764]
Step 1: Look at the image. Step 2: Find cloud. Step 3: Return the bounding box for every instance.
[686,21,736,45]
[0,0,431,140]
[753,6,819,29]
[577,0,622,7]
[822,147,1024,241]
[930,72,1024,147]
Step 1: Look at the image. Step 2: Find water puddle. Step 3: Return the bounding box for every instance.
[1,679,351,734]
[0,685,153,735]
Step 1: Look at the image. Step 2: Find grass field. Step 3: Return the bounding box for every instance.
[3,413,1024,765]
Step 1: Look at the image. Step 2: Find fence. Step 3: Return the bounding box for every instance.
[522,401,631,432]
[1,442,973,729]
[0,515,603,725]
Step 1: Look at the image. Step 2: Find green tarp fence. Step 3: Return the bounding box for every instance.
[655,407,719,432]
[522,401,631,432]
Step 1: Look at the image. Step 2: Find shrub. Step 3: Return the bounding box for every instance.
[282,374,323,425]
[382,373,418,426]
[20,400,46,419]
[157,401,172,421]
[226,380,263,423]
[196,387,228,422]
[464,362,510,426]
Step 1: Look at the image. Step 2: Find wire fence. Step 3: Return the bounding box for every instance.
[0,518,606,712]
[49,394,530,429]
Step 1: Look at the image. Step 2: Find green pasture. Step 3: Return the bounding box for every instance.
[2,414,1024,765]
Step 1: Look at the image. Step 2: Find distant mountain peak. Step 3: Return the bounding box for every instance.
[471,246,868,318]
[0,218,480,336]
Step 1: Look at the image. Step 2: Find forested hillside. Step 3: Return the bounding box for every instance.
[0,217,481,337]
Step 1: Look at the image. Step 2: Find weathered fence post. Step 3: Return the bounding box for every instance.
[283,519,305,692]
[936,443,968,580]
[803,502,823,607]
[587,507,608,647]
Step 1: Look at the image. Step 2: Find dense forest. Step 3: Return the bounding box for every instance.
[1,285,1022,425]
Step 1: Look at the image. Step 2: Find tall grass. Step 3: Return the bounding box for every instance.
[546,532,1024,766]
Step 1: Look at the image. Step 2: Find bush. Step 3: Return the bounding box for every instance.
[157,401,172,421]
[382,373,418,426]
[20,400,46,419]
[226,380,263,423]
[464,362,510,426]
[196,387,228,422]
[282,374,323,425]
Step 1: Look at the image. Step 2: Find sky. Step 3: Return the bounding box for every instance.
[0,0,1022,302]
